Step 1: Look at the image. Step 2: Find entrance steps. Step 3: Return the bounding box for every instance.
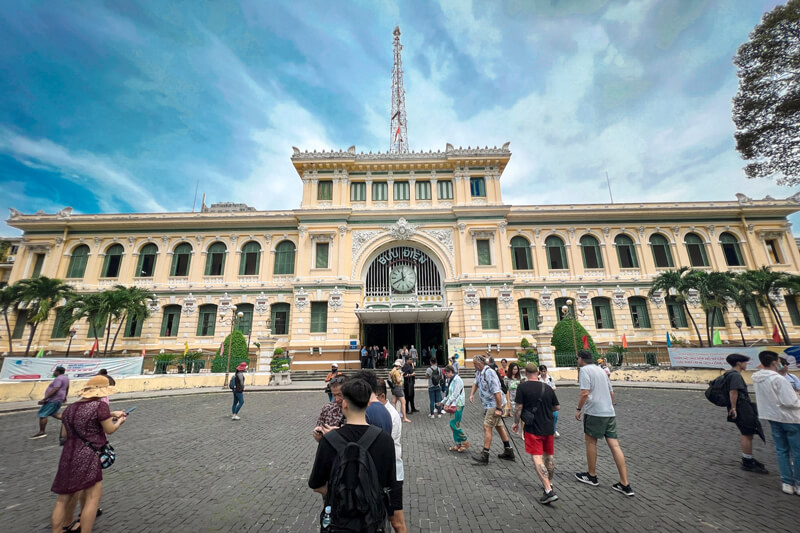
[289,367,476,383]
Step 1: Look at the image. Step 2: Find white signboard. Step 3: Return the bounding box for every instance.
[447,337,465,363]
[668,347,764,369]
[1,357,144,381]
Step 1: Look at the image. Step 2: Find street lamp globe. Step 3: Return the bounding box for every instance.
[734,319,743,329]
[566,299,573,306]
[237,311,244,318]
[561,305,569,314]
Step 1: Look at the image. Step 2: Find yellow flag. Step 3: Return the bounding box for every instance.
[184,342,189,355]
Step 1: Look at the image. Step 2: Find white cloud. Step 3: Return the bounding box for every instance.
[436,0,502,78]
[0,128,166,213]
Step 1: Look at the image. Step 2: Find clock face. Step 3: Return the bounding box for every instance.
[390,265,416,293]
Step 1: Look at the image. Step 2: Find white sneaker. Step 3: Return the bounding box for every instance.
[438,413,442,418]
[782,483,794,494]
[232,415,240,420]
[555,431,560,438]
[429,414,435,418]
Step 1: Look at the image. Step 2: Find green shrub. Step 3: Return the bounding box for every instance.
[520,337,531,349]
[211,330,249,373]
[516,349,539,367]
[550,318,596,354]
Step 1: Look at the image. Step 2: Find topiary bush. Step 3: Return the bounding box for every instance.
[211,330,249,373]
[551,318,597,354]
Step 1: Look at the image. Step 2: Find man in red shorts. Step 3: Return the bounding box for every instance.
[512,362,560,504]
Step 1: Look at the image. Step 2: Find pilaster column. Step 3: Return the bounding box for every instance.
[409,171,417,208]
[387,172,395,209]
[365,173,373,209]
[430,170,439,208]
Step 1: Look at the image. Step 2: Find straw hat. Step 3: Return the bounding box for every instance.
[80,375,118,398]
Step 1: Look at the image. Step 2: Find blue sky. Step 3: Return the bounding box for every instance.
[1,0,798,235]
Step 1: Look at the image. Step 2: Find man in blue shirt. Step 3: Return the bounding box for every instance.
[469,355,515,464]
[352,370,393,434]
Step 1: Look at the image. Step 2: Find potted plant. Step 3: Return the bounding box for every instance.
[516,337,539,367]
[270,347,292,385]
[154,352,177,374]
[183,350,205,373]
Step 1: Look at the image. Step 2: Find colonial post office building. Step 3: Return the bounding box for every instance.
[5,144,800,369]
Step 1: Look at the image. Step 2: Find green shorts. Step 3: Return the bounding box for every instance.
[583,414,618,440]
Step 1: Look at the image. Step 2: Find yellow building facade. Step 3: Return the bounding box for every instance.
[4,145,800,369]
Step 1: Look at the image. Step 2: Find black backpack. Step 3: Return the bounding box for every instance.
[229,376,236,390]
[492,366,508,394]
[322,426,388,532]
[430,367,441,386]
[705,372,731,407]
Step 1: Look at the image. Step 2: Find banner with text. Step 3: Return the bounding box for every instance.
[668,346,800,369]
[1,357,144,381]
[447,337,465,363]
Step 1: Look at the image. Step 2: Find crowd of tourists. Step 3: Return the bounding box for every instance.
[30,343,800,533]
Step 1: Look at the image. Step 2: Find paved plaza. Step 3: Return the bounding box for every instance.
[0,384,796,532]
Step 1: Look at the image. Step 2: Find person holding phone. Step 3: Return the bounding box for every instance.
[50,375,127,533]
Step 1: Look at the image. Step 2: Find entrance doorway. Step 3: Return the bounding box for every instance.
[363,322,446,365]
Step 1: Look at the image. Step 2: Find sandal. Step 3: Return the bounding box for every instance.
[63,519,80,532]
[457,442,471,453]
[449,445,460,452]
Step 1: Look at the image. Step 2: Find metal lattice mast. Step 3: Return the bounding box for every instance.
[390,26,408,154]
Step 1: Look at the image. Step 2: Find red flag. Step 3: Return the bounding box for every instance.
[772,326,782,344]
[89,339,99,357]
[219,342,225,357]
[622,334,628,348]
[582,335,589,349]
[394,126,400,141]
[141,347,146,358]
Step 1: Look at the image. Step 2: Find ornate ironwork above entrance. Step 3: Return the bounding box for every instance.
[364,246,443,308]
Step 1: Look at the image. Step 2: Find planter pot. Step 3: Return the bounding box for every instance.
[273,371,292,386]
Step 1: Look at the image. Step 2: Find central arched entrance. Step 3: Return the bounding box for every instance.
[356,245,451,366]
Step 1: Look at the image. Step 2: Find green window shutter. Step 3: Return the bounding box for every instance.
[88,319,106,339]
[236,304,253,335]
[628,298,650,328]
[372,182,387,201]
[101,252,112,277]
[136,250,146,276]
[315,243,329,269]
[744,301,762,327]
[66,246,89,278]
[350,182,366,201]
[437,180,453,199]
[170,252,179,276]
[317,181,332,200]
[720,233,744,267]
[271,303,290,335]
[685,234,708,267]
[274,241,296,275]
[711,309,725,327]
[31,254,45,278]
[477,239,491,265]
[510,237,531,270]
[580,236,603,269]
[650,234,674,268]
[12,310,27,339]
[311,302,328,333]
[593,299,614,329]
[160,306,181,337]
[480,299,498,329]
[394,181,409,200]
[667,301,688,328]
[415,181,430,200]
[518,299,539,331]
[786,297,800,326]
[196,306,217,336]
[125,314,143,337]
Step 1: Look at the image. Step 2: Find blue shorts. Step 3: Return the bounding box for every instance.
[38,401,62,418]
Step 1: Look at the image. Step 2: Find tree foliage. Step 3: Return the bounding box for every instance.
[211,330,249,372]
[17,277,75,356]
[551,317,596,354]
[733,0,800,185]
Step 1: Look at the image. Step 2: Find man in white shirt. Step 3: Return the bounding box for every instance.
[376,379,408,533]
[574,350,634,497]
[752,350,800,495]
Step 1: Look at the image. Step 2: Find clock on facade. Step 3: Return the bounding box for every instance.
[389,264,416,293]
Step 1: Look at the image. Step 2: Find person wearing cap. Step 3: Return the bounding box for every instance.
[574,350,634,497]
[390,359,411,423]
[512,362,560,504]
[324,363,343,402]
[231,362,247,420]
[50,375,126,533]
[724,353,768,473]
[30,366,70,440]
[470,354,515,464]
[597,358,611,377]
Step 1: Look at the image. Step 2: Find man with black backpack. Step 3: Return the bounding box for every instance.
[309,378,397,533]
[426,359,444,418]
[715,353,768,474]
[512,363,560,504]
[470,354,515,464]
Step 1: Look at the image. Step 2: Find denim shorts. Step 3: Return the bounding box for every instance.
[38,401,62,418]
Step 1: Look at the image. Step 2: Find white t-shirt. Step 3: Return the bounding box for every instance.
[382,399,404,481]
[579,364,615,417]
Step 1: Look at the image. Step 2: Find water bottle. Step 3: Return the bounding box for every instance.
[321,506,332,529]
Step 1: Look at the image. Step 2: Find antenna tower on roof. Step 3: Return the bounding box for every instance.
[390,26,409,154]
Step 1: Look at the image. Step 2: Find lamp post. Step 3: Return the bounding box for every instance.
[219,306,243,389]
[65,329,77,357]
[734,319,746,347]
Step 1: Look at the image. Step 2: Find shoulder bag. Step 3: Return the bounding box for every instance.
[66,408,116,469]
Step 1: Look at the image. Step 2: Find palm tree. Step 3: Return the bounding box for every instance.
[16,277,75,356]
[0,283,22,355]
[686,270,735,345]
[107,285,152,354]
[649,267,704,346]
[735,267,800,345]
[63,293,109,351]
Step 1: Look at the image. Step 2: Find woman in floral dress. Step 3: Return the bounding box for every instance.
[50,375,126,533]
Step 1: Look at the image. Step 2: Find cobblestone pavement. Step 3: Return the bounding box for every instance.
[0,385,796,532]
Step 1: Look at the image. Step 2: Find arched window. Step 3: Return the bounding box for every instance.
[518,298,539,331]
[649,234,674,268]
[628,296,650,328]
[66,245,90,279]
[160,305,181,336]
[274,241,296,275]
[205,242,227,276]
[545,236,567,270]
[239,241,261,275]
[236,303,254,335]
[271,302,290,335]
[666,297,687,328]
[510,236,532,270]
[170,243,192,276]
[592,297,614,329]
[136,243,158,277]
[719,232,744,267]
[101,244,124,278]
[684,233,708,267]
[615,234,639,268]
[580,235,603,269]
[196,304,217,336]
